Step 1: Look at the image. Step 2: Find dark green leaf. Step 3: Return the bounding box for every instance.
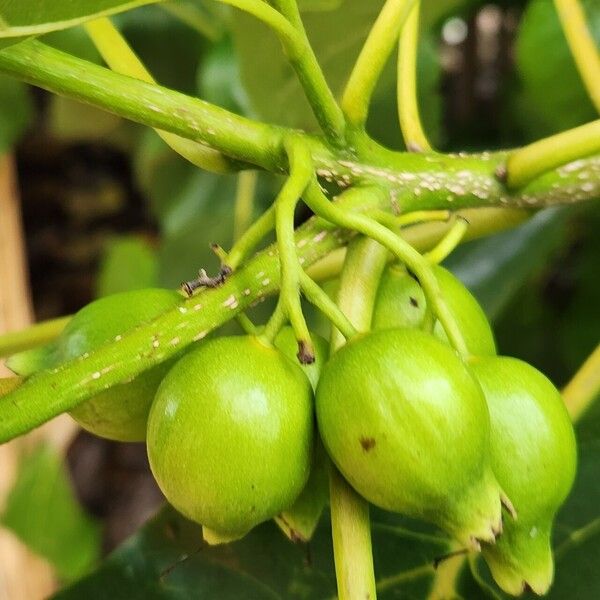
[514,0,600,139]
[0,74,33,151]
[1,443,101,582]
[96,236,159,297]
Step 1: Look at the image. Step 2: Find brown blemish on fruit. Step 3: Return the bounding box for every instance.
[409,296,419,307]
[360,437,376,452]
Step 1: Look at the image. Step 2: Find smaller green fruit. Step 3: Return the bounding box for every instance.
[470,357,577,596]
[372,264,496,356]
[317,328,508,549]
[10,289,183,441]
[147,335,314,544]
[371,265,426,331]
[274,327,329,392]
[274,327,330,542]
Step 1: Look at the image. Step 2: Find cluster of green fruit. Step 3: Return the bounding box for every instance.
[7,266,577,596]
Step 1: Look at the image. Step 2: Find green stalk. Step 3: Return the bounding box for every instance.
[563,343,600,422]
[233,170,258,241]
[304,181,469,355]
[505,119,600,188]
[424,217,468,264]
[227,204,276,269]
[397,0,432,151]
[84,17,232,173]
[0,316,70,358]
[342,0,416,127]
[274,138,315,360]
[218,0,345,143]
[328,236,389,600]
[553,0,600,113]
[0,39,285,170]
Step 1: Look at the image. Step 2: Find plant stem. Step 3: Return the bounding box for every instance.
[553,0,600,113]
[328,235,388,600]
[424,217,468,264]
[0,39,285,170]
[233,170,258,240]
[275,138,315,360]
[563,343,600,423]
[84,17,233,173]
[304,181,469,355]
[397,0,431,151]
[227,204,276,269]
[217,0,345,143]
[505,119,600,188]
[298,271,357,340]
[0,316,70,358]
[0,38,598,209]
[342,0,416,127]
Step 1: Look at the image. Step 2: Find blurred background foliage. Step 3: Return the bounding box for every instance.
[0,0,598,597]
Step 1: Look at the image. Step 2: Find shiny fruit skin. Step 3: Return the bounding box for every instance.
[316,328,506,548]
[147,335,314,542]
[52,288,183,441]
[371,265,426,331]
[372,264,496,356]
[470,357,577,596]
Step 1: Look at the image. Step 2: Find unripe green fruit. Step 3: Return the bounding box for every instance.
[274,327,329,392]
[274,327,329,542]
[372,264,496,356]
[316,328,508,549]
[34,289,182,441]
[470,357,577,596]
[147,335,314,544]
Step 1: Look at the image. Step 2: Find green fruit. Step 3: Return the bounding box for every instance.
[274,326,329,391]
[274,327,330,542]
[316,328,508,549]
[470,357,577,596]
[372,264,496,356]
[53,289,183,441]
[147,335,314,544]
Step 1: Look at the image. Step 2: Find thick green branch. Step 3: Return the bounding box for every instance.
[0,39,598,210]
[0,39,286,170]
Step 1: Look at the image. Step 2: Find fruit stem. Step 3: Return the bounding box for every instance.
[0,316,70,358]
[233,170,258,241]
[227,204,276,270]
[298,271,357,340]
[84,17,232,174]
[327,236,389,600]
[397,0,432,151]
[553,0,600,113]
[424,217,469,264]
[342,0,417,127]
[504,119,600,188]
[275,138,316,363]
[562,343,600,423]
[304,180,470,356]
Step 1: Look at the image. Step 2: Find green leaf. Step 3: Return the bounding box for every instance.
[514,0,600,139]
[0,74,32,151]
[444,207,569,321]
[55,504,450,598]
[230,0,469,144]
[1,443,101,582]
[96,236,159,297]
[0,0,165,45]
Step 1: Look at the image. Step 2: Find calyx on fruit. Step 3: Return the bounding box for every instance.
[372,264,496,356]
[146,335,314,544]
[316,328,511,550]
[470,356,577,596]
[8,288,183,442]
